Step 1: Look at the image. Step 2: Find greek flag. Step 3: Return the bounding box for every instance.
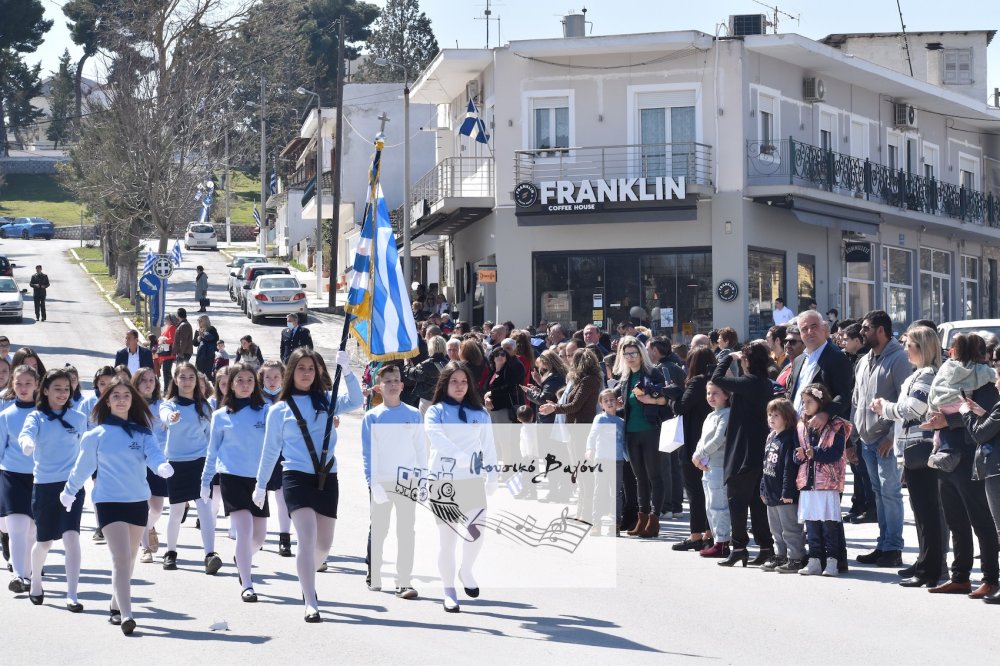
[458,98,489,144]
[269,171,278,196]
[505,474,523,497]
[252,204,261,227]
[142,250,156,275]
[345,140,419,361]
[170,240,183,266]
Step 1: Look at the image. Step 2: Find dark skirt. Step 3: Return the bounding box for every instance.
[146,468,168,498]
[32,482,84,541]
[265,456,284,491]
[166,457,205,505]
[282,470,338,519]
[95,501,149,529]
[0,470,34,518]
[220,473,269,518]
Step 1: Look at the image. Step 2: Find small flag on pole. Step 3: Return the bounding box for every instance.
[142,250,156,275]
[505,474,523,498]
[252,204,261,227]
[269,171,278,196]
[458,98,489,144]
[170,240,183,266]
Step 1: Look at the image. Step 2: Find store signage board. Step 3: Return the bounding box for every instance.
[845,241,873,263]
[477,268,497,283]
[514,177,688,216]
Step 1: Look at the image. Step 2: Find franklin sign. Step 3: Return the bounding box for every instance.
[514,177,687,215]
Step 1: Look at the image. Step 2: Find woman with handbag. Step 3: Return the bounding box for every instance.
[871,325,945,588]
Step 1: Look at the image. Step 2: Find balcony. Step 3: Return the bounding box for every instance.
[408,156,495,238]
[514,142,713,188]
[746,138,1000,228]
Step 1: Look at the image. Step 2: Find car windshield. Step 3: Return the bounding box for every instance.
[940,326,1000,349]
[235,256,265,267]
[0,278,17,292]
[258,277,299,290]
[190,224,214,233]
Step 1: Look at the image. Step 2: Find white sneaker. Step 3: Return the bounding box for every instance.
[798,558,822,576]
[822,559,839,577]
[139,548,153,564]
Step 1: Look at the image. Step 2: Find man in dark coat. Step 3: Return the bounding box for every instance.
[114,329,154,373]
[280,312,313,363]
[29,265,49,321]
[172,308,194,363]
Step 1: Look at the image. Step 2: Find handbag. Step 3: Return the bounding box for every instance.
[658,414,685,453]
[902,438,934,470]
[200,298,211,307]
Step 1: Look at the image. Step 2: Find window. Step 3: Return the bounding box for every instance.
[922,142,939,180]
[758,92,778,154]
[531,96,570,154]
[850,120,868,160]
[943,48,973,85]
[819,111,836,152]
[961,255,980,319]
[959,153,979,190]
[748,249,785,340]
[797,254,816,313]
[635,92,697,178]
[920,247,952,323]
[886,131,903,171]
[843,256,875,322]
[881,247,913,332]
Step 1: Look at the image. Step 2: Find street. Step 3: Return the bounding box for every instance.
[0,239,998,663]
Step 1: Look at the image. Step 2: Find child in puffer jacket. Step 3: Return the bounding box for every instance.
[794,383,851,578]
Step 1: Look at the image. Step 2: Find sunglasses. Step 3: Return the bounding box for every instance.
[623,351,640,359]
[784,339,801,346]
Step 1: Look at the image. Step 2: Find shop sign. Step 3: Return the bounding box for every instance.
[477,267,497,283]
[514,176,687,215]
[845,241,873,263]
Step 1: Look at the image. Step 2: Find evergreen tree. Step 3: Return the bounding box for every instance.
[355,0,438,83]
[0,0,52,155]
[47,49,76,148]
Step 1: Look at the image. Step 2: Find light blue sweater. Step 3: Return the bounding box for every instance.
[360,402,424,485]
[159,399,211,461]
[0,402,37,474]
[424,402,497,482]
[75,393,100,430]
[255,375,364,487]
[587,412,626,461]
[202,403,268,487]
[64,420,168,503]
[19,408,88,483]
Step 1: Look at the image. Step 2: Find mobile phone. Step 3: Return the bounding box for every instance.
[961,389,968,399]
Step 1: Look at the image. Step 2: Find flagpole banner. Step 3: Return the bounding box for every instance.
[459,97,490,144]
[345,137,419,361]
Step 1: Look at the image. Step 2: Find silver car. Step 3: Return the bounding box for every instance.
[0,276,28,322]
[226,254,267,300]
[245,275,308,324]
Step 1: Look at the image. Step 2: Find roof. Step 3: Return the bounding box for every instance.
[821,30,996,47]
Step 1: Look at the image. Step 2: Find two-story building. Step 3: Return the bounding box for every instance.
[408,21,1000,340]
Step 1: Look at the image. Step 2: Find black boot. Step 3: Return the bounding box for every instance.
[748,547,776,567]
[278,532,293,557]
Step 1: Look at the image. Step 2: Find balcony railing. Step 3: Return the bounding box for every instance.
[514,142,713,187]
[747,138,1000,228]
[411,156,495,208]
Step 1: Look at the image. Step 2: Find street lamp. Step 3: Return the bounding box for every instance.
[374,57,411,293]
[296,86,324,299]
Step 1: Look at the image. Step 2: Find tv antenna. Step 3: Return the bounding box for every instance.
[751,0,800,33]
[476,0,503,48]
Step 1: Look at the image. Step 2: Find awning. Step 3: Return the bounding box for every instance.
[786,196,881,235]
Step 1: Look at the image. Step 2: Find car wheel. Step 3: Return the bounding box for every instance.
[251,313,262,324]
[21,231,28,240]
[0,230,6,239]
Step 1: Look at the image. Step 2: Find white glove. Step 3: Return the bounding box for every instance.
[371,484,389,505]
[20,440,35,457]
[157,463,174,479]
[336,350,351,369]
[252,487,267,509]
[485,479,498,497]
[59,490,76,512]
[200,486,212,502]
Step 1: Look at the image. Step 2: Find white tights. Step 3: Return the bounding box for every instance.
[289,508,335,614]
[30,531,81,602]
[5,513,35,579]
[230,511,267,590]
[437,514,486,605]
[272,490,292,533]
[141,496,165,550]
[166,498,216,556]
[104,522,143,621]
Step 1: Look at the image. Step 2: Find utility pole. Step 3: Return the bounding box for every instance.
[224,129,231,245]
[329,15,346,309]
[259,75,267,255]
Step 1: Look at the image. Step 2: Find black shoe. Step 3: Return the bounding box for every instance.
[8,576,27,594]
[876,550,903,568]
[748,548,776,567]
[241,588,258,603]
[205,552,223,575]
[66,601,84,613]
[29,592,43,605]
[671,537,705,552]
[463,586,480,598]
[278,532,293,557]
[92,529,105,543]
[718,549,749,568]
[163,551,178,570]
[108,609,122,625]
[849,511,877,524]
[899,576,939,588]
[121,618,136,635]
[856,549,883,564]
[304,611,322,623]
[838,562,849,574]
[898,565,918,577]
[761,556,787,572]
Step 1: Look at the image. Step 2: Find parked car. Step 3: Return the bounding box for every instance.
[0,217,55,240]
[0,276,28,322]
[226,253,267,300]
[0,216,14,229]
[937,319,1000,353]
[183,222,217,250]
[0,255,15,277]
[245,274,308,324]
[236,264,292,312]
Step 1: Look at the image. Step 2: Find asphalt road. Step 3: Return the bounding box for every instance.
[1,239,998,663]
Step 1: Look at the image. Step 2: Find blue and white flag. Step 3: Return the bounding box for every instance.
[458,98,489,144]
[345,140,419,361]
[170,240,183,266]
[198,203,209,223]
[142,249,156,274]
[269,171,278,196]
[505,474,523,497]
[252,204,261,227]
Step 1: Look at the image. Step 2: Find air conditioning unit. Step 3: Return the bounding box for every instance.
[466,79,480,103]
[729,14,768,36]
[893,103,918,129]
[803,77,826,102]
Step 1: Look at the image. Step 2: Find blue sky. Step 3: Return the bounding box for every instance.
[31,0,1000,99]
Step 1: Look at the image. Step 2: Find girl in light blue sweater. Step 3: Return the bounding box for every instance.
[259,360,294,556]
[133,368,167,563]
[0,365,39,594]
[19,369,87,610]
[692,381,732,559]
[62,378,172,635]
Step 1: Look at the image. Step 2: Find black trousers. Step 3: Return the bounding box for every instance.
[905,465,946,580]
[33,293,46,320]
[939,454,1000,585]
[658,451,685,514]
[620,463,638,531]
[805,520,843,561]
[160,359,174,392]
[849,458,876,514]
[626,430,663,515]
[726,470,774,550]
[682,441,709,534]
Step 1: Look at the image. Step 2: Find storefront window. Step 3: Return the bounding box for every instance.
[843,257,875,322]
[961,255,980,319]
[797,254,815,313]
[748,249,785,340]
[920,247,952,324]
[881,246,913,333]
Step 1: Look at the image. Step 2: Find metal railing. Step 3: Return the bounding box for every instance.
[410,156,495,209]
[514,142,713,186]
[746,138,1000,228]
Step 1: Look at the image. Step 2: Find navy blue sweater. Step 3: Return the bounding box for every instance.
[760,428,799,506]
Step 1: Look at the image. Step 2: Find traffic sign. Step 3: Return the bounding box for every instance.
[152,255,174,279]
[138,273,162,296]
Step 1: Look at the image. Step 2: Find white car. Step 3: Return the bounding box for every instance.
[0,276,28,322]
[226,253,267,300]
[937,319,1000,352]
[245,275,308,324]
[184,222,218,250]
